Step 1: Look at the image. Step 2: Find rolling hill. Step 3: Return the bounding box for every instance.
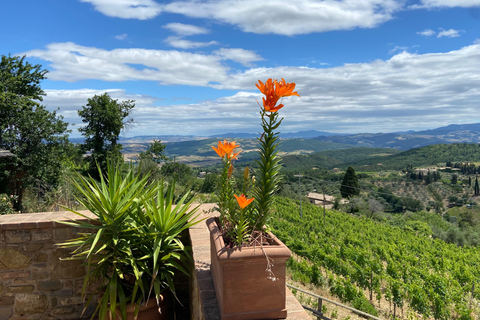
[315,123,480,150]
[280,143,480,172]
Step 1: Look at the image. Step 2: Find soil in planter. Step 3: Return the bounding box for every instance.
[214,217,276,248]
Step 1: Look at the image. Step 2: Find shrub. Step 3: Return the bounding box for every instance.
[0,194,17,215]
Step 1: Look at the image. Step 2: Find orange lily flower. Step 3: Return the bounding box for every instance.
[212,140,241,160]
[234,194,254,209]
[256,78,300,112]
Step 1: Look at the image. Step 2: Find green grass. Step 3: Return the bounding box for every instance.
[446,206,480,218]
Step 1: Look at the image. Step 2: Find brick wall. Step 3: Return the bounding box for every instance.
[0,210,96,320]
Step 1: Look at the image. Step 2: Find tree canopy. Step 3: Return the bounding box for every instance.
[137,139,169,164]
[78,93,134,177]
[0,55,69,210]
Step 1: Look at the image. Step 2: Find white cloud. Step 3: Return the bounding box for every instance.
[416,0,480,8]
[163,0,402,35]
[389,45,408,54]
[164,36,219,49]
[163,23,210,36]
[115,33,128,40]
[43,89,160,133]
[21,42,253,86]
[42,43,480,136]
[81,0,401,36]
[417,29,435,36]
[437,28,463,38]
[213,48,264,67]
[80,0,162,19]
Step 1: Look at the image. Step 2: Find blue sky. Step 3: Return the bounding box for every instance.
[2,0,480,138]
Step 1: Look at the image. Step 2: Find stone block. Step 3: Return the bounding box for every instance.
[6,285,35,293]
[53,227,71,240]
[51,288,73,296]
[51,306,75,315]
[0,296,14,306]
[33,262,47,268]
[41,243,55,251]
[74,279,83,290]
[5,230,31,244]
[10,316,53,320]
[0,247,31,269]
[0,270,30,280]
[31,229,53,241]
[64,280,73,289]
[33,253,48,263]
[23,243,43,252]
[13,279,36,285]
[38,280,63,291]
[0,307,13,320]
[49,251,85,279]
[55,296,84,307]
[14,293,48,314]
[32,271,49,280]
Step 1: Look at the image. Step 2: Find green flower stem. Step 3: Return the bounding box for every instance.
[253,110,283,232]
[217,157,234,226]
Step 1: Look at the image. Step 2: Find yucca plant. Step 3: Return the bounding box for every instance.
[58,160,200,320]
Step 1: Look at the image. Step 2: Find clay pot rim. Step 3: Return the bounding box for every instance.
[124,295,163,313]
[101,294,163,314]
[206,217,291,261]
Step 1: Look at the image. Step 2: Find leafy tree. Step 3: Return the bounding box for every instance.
[459,210,475,228]
[367,198,384,218]
[161,162,193,185]
[78,93,134,178]
[0,55,69,210]
[137,139,169,164]
[200,172,216,193]
[135,140,170,184]
[340,166,360,198]
[347,196,365,214]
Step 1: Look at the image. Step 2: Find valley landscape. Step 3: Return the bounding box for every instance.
[2,1,480,319]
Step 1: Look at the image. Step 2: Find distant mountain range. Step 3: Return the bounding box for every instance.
[208,130,341,139]
[69,130,340,144]
[69,135,207,144]
[315,123,480,150]
[70,123,480,152]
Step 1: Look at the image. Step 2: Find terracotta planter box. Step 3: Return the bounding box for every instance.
[108,295,169,320]
[206,217,292,320]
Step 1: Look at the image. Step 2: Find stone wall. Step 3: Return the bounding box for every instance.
[0,210,96,320]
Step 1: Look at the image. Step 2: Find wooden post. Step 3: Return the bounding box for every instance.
[470,282,475,309]
[317,297,323,320]
[369,270,373,301]
[322,190,326,227]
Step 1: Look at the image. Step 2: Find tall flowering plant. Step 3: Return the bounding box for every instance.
[212,78,299,246]
[253,78,299,231]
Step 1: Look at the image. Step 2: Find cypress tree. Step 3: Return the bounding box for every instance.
[475,177,479,196]
[451,174,458,185]
[340,166,360,199]
[426,170,431,185]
